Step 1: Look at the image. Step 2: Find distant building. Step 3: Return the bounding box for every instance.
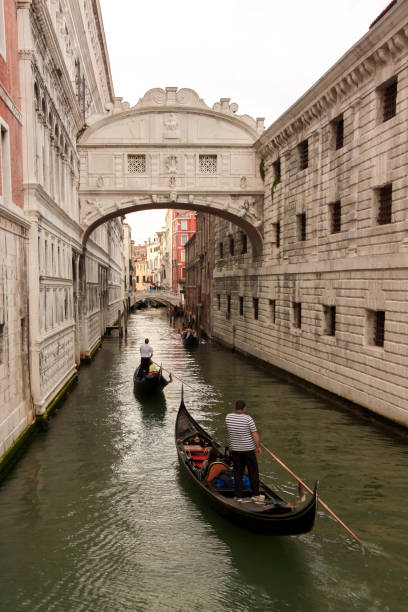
[132,242,147,289]
[171,211,196,293]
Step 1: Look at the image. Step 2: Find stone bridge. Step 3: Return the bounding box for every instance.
[78,87,265,255]
[131,290,181,307]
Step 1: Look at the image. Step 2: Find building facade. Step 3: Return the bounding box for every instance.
[172,210,196,293]
[132,242,147,290]
[213,0,408,427]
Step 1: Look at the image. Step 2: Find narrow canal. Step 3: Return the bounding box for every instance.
[0,309,407,611]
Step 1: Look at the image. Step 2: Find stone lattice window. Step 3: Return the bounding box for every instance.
[199,154,217,174]
[128,154,146,173]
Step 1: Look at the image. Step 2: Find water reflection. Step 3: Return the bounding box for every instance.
[135,388,167,426]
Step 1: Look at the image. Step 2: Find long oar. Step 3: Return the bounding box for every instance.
[261,443,365,548]
[152,362,211,399]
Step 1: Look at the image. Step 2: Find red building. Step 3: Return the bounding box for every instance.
[172,210,196,293]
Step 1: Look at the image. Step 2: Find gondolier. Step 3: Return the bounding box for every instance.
[225,400,262,502]
[139,338,153,375]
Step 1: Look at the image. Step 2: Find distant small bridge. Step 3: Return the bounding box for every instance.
[130,290,181,307]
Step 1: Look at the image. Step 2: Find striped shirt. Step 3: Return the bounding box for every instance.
[225,412,257,451]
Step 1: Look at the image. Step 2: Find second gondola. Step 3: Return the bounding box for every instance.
[133,364,171,393]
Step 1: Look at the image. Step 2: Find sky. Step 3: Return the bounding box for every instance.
[99,0,389,244]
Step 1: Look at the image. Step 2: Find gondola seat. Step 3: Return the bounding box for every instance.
[206,461,231,482]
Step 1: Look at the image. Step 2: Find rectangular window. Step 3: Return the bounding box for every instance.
[330,201,341,234]
[219,242,223,259]
[253,297,259,320]
[127,154,146,173]
[229,236,234,256]
[273,158,281,181]
[226,295,231,320]
[332,115,344,150]
[136,275,139,283]
[382,78,397,122]
[297,213,306,241]
[241,232,247,254]
[199,154,217,174]
[0,323,4,364]
[377,184,392,225]
[323,305,336,336]
[274,221,281,248]
[269,299,276,324]
[180,234,188,245]
[293,302,301,329]
[367,309,385,347]
[298,140,308,170]
[143,275,146,282]
[1,124,11,202]
[181,220,188,230]
[217,294,221,310]
[239,296,244,316]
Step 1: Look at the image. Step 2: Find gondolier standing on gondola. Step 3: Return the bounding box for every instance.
[139,338,153,375]
[225,400,263,502]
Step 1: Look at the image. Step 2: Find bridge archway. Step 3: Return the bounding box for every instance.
[78,87,265,255]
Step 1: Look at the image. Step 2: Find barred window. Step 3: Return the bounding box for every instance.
[334,115,344,150]
[330,201,341,234]
[323,305,336,336]
[383,79,397,122]
[253,297,259,320]
[293,302,301,329]
[273,158,281,181]
[239,296,244,316]
[298,140,308,170]
[297,213,306,241]
[274,221,281,248]
[199,154,217,174]
[377,184,392,225]
[128,154,146,173]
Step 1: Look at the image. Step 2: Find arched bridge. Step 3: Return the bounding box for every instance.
[131,290,181,307]
[78,87,265,255]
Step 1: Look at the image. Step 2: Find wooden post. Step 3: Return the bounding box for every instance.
[124,306,128,335]
[118,309,123,337]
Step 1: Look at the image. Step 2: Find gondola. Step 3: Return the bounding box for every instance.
[133,363,171,393]
[182,331,199,347]
[175,399,318,535]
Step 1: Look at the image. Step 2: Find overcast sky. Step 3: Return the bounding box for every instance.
[99,0,389,244]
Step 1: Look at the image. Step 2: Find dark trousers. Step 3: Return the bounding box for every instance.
[140,357,151,374]
[231,450,259,497]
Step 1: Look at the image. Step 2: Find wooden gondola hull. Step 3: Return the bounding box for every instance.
[175,402,318,536]
[133,367,169,393]
[182,334,199,348]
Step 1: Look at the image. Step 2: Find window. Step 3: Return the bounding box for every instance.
[269,299,276,324]
[180,234,188,245]
[377,185,392,225]
[217,294,221,310]
[219,242,223,259]
[297,213,306,241]
[330,114,344,150]
[239,296,244,316]
[0,0,6,59]
[274,222,281,248]
[136,275,139,283]
[253,297,259,320]
[273,158,281,181]
[382,78,397,122]
[0,124,11,203]
[298,140,308,170]
[229,236,234,256]
[226,295,231,320]
[143,275,145,282]
[199,154,217,174]
[180,250,185,262]
[181,220,188,230]
[0,323,4,364]
[330,201,341,234]
[241,232,247,254]
[293,302,301,329]
[128,154,146,173]
[367,310,385,347]
[323,305,336,336]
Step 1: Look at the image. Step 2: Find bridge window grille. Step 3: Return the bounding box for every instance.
[377,185,392,225]
[382,79,397,122]
[127,154,146,173]
[330,201,341,233]
[253,297,259,320]
[239,296,244,316]
[323,305,336,336]
[199,154,217,174]
[293,302,301,329]
[297,213,306,241]
[298,140,308,170]
[269,299,276,324]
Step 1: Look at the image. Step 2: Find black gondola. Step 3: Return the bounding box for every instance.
[182,331,199,347]
[175,399,318,535]
[133,363,171,393]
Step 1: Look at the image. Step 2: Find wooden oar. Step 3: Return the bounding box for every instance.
[152,362,210,399]
[261,443,365,548]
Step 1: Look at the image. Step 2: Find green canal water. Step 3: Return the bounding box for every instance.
[0,310,407,611]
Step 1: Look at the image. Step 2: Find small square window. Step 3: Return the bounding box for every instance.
[239,296,244,316]
[128,154,146,173]
[329,201,341,234]
[323,305,336,336]
[253,297,259,320]
[298,140,308,170]
[199,154,217,174]
[377,184,392,225]
[297,213,306,241]
[293,302,301,329]
[269,299,276,324]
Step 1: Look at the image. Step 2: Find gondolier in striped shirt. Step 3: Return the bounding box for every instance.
[225,400,262,502]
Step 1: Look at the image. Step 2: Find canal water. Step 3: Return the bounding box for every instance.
[0,310,407,612]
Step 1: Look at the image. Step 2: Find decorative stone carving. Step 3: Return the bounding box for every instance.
[240,176,247,189]
[164,113,180,139]
[96,175,104,188]
[166,155,178,173]
[170,192,177,202]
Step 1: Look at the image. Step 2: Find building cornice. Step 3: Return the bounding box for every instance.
[0,83,23,123]
[255,0,408,157]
